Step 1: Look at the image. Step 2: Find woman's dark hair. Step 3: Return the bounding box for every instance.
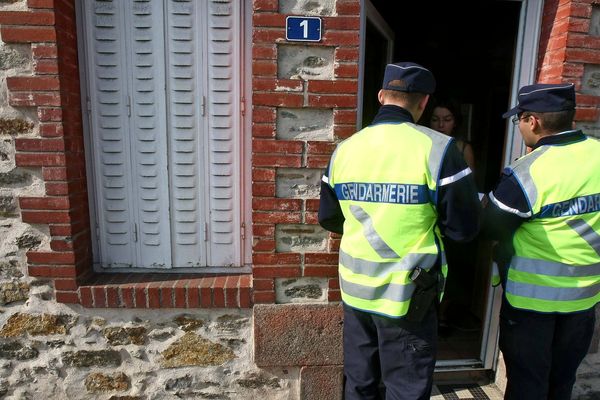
[429,96,463,129]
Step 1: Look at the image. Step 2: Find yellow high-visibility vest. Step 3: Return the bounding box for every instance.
[506,136,600,313]
[326,122,451,317]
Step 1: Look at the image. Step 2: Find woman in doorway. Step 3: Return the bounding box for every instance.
[428,96,479,334]
[429,97,475,170]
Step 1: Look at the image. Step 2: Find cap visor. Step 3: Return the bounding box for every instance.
[502,106,521,119]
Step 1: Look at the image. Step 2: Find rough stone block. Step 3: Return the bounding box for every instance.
[0,259,24,279]
[15,233,41,250]
[0,281,29,305]
[0,45,30,70]
[275,224,328,252]
[0,341,38,360]
[279,0,335,16]
[62,350,122,368]
[591,5,600,37]
[581,123,600,139]
[160,332,235,368]
[275,277,327,303]
[278,45,334,80]
[0,195,17,217]
[103,326,147,346]
[254,303,343,366]
[0,117,34,135]
[276,167,322,198]
[85,372,129,393]
[276,108,333,141]
[0,169,30,185]
[582,65,600,96]
[300,365,343,400]
[0,313,72,337]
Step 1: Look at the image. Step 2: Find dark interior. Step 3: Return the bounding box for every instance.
[362,0,521,362]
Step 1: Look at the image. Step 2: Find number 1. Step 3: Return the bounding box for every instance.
[300,20,308,38]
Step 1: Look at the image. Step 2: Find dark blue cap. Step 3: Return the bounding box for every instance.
[381,62,436,94]
[502,83,576,118]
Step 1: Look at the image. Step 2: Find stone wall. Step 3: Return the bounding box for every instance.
[0,0,45,306]
[0,296,295,399]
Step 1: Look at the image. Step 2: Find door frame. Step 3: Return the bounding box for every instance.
[483,0,544,372]
[356,0,395,130]
[357,0,544,372]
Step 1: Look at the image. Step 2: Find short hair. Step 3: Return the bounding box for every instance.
[526,110,575,132]
[381,89,426,108]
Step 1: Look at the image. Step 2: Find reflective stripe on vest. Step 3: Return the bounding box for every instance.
[328,122,451,317]
[349,205,400,259]
[507,136,600,313]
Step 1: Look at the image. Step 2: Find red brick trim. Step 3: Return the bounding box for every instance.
[250,1,361,304]
[77,274,252,309]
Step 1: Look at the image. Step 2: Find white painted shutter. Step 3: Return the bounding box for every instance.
[204,0,242,266]
[166,0,207,267]
[86,0,171,269]
[85,0,243,269]
[128,0,172,268]
[85,1,135,268]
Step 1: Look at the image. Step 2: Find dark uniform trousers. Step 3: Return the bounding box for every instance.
[343,304,437,400]
[499,298,596,400]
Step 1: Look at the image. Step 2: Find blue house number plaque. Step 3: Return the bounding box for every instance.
[286,16,322,42]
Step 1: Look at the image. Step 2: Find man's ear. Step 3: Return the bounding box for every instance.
[378,89,385,105]
[418,94,430,112]
[529,114,541,133]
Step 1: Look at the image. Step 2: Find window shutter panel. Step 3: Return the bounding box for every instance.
[85,0,244,270]
[86,1,135,268]
[205,0,241,266]
[86,0,172,269]
[128,0,172,268]
[166,0,207,267]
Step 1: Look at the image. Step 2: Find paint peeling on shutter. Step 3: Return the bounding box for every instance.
[205,0,241,266]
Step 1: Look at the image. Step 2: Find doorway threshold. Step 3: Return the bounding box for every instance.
[436,358,485,371]
[434,365,494,386]
[432,382,504,400]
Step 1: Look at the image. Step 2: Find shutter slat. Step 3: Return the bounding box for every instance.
[128,0,172,265]
[206,0,240,265]
[87,1,135,267]
[167,0,206,266]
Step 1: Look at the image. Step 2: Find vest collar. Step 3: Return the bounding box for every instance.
[371,105,414,126]
[533,130,586,150]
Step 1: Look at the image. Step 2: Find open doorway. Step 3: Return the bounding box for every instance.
[359,0,523,369]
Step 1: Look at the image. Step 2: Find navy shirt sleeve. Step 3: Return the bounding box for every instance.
[436,141,481,242]
[482,168,530,240]
[318,168,344,234]
[482,168,531,268]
